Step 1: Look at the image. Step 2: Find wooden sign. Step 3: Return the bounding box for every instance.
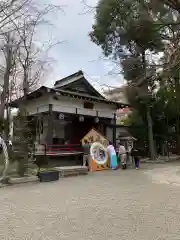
[81,128,109,147]
[81,128,110,172]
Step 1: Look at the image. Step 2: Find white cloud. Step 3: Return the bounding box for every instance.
[40,0,124,88]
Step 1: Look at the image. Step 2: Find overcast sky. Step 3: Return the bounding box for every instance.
[42,0,124,90]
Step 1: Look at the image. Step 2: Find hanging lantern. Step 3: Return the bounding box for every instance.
[58,113,64,120]
[79,116,84,122]
[94,117,99,123]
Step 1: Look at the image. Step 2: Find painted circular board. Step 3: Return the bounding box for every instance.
[90,142,108,165]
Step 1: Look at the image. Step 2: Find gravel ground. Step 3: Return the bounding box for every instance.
[0,163,180,240]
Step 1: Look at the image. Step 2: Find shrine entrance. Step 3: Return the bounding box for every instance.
[65,115,106,144]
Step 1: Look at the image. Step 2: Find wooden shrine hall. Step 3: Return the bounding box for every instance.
[10,71,128,161]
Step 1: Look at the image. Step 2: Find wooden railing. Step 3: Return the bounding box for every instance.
[46,144,83,153]
[34,143,83,156]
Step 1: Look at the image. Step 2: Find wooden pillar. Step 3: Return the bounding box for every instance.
[112,113,116,148]
[36,108,41,144]
[46,104,53,145]
[36,114,43,144]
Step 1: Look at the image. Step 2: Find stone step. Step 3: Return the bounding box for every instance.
[54,166,88,178]
[9,176,39,184]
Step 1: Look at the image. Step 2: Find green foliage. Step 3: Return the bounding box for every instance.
[90,0,166,100]
[159,0,180,14]
[90,0,165,59]
[125,86,178,150]
[121,56,145,84]
[91,0,180,154]
[123,110,148,141]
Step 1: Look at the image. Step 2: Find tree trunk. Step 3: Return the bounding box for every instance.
[4,106,10,140]
[146,105,156,159]
[16,70,29,177]
[142,51,156,160]
[174,76,180,154]
[0,40,12,120]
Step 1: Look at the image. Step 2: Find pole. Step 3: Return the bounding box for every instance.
[46,104,53,145]
[112,113,116,148]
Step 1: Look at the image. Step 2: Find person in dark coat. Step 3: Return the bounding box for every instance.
[82,139,91,167]
[131,143,143,169]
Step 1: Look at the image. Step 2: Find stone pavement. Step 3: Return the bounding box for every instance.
[0,164,180,239]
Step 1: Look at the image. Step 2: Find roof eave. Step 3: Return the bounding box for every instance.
[9,86,130,109]
[54,90,129,108]
[9,86,51,108]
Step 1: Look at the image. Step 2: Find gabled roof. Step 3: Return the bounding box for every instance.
[54,70,105,99]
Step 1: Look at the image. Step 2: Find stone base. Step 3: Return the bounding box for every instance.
[0,177,10,184]
[54,166,88,178]
[0,183,9,188]
[9,176,39,184]
[38,171,59,182]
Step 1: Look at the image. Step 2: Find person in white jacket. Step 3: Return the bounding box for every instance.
[118,143,127,169]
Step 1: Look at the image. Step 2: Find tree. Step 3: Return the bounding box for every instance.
[11,4,62,177]
[160,0,180,14]
[154,7,180,153]
[89,0,180,157]
[15,3,60,96]
[90,0,167,159]
[0,0,31,30]
[0,32,20,133]
[0,1,63,177]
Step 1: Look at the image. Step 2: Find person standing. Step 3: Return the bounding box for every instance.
[127,141,133,165]
[131,144,140,169]
[118,143,127,169]
[107,142,118,169]
[82,139,90,167]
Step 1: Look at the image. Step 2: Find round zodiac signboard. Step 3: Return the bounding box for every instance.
[90,142,108,165]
